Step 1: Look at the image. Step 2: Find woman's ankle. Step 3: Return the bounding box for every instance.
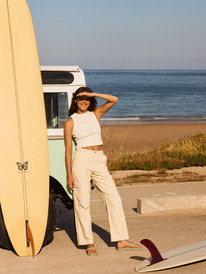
[87,243,95,248]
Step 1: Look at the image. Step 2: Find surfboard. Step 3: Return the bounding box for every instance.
[0,0,49,256]
[135,239,206,272]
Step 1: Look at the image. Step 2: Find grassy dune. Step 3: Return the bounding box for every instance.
[107,133,206,171]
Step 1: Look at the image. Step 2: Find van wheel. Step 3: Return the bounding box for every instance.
[43,195,57,246]
[0,206,12,250]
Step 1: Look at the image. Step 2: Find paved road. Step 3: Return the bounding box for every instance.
[0,182,206,273]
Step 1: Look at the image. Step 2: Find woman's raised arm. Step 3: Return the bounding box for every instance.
[76,91,118,120]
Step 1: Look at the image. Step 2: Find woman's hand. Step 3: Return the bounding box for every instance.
[76,91,95,98]
[67,174,76,191]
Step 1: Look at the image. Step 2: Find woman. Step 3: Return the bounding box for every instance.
[64,87,142,256]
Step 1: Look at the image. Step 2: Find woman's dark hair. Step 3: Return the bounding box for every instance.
[69,87,97,116]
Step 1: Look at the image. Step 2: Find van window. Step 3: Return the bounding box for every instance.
[41,71,74,84]
[44,92,68,128]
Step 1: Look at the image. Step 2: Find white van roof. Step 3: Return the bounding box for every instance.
[41,65,81,72]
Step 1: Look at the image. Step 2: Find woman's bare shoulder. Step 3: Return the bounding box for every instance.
[64,118,74,130]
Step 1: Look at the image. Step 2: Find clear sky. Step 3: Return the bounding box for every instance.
[26,0,206,69]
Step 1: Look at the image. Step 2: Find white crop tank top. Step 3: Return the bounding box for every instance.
[70,111,103,149]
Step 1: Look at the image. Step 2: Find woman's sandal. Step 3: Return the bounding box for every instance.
[86,246,98,256]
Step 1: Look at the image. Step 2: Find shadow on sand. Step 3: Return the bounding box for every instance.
[56,208,116,249]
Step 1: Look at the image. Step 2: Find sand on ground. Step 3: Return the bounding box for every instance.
[0,182,206,273]
[101,123,206,153]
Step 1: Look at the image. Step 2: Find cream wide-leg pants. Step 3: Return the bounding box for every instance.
[72,148,129,246]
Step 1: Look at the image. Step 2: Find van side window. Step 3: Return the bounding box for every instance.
[41,71,74,84]
[44,92,68,128]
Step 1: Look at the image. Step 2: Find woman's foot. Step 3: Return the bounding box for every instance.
[86,244,98,256]
[117,240,142,251]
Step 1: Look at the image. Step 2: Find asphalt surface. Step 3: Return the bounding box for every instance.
[0,181,206,273]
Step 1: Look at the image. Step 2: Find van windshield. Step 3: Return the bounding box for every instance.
[44,92,68,128]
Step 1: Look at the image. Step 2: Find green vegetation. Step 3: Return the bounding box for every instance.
[107,133,206,171]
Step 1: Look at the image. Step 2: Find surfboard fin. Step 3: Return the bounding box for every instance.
[26,220,35,257]
[140,239,164,265]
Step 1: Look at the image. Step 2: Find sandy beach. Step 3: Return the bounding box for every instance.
[101,122,206,153]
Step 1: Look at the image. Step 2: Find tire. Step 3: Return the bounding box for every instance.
[43,194,57,246]
[0,205,12,250]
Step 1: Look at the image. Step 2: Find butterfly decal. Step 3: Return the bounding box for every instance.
[16,161,28,171]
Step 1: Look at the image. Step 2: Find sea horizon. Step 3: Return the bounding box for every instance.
[84,69,206,125]
[84,68,206,71]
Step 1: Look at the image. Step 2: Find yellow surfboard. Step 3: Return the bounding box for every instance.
[0,0,49,256]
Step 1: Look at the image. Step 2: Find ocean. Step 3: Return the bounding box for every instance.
[84,70,206,124]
